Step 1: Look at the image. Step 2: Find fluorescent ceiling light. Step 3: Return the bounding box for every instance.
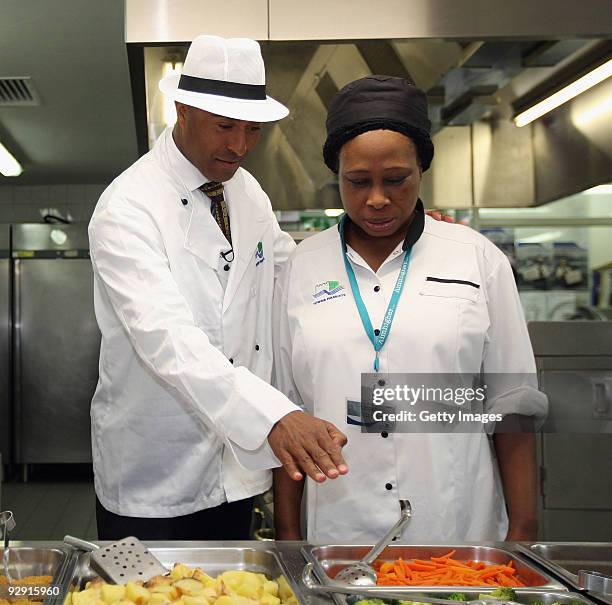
[162,61,183,127]
[0,141,22,177]
[514,59,612,127]
[324,208,344,217]
[583,183,612,195]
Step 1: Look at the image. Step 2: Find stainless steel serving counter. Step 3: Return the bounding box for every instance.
[4,541,610,605]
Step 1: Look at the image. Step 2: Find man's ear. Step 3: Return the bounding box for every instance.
[175,101,188,125]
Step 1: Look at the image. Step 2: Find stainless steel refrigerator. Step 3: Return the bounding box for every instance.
[12,224,100,466]
[0,225,10,466]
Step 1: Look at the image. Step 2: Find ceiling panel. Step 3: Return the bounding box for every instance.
[269,0,612,41]
[125,0,269,43]
[0,0,138,185]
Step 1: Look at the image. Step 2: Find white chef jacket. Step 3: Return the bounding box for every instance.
[89,127,299,517]
[273,212,548,542]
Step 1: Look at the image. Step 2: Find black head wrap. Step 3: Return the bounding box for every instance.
[323,75,434,173]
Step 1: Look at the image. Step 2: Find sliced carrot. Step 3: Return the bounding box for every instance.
[376,553,527,587]
[410,561,438,570]
[430,550,456,562]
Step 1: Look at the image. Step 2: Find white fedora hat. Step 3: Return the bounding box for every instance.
[159,34,289,123]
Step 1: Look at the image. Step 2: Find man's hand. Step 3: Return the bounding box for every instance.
[268,411,348,482]
[426,209,455,223]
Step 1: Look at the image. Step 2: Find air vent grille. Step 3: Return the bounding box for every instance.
[0,77,40,106]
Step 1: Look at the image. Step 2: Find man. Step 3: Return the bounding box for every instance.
[88,34,347,540]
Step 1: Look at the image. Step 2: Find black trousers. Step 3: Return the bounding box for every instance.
[96,496,254,541]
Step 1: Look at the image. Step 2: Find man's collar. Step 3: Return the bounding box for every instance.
[338,199,425,252]
[165,128,208,192]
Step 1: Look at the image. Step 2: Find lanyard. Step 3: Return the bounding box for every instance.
[340,218,412,372]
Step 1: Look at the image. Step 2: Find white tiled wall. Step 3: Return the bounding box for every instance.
[0,184,107,223]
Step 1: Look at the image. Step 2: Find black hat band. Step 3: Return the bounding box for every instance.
[178,74,266,101]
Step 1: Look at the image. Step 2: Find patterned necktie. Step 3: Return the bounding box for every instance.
[200,181,232,246]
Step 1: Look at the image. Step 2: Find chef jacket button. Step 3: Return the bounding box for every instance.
[229,358,234,364]
[385,483,393,490]
[374,285,381,292]
[181,198,188,205]
[255,344,260,351]
[381,431,389,438]
[374,329,380,336]
[223,264,230,271]
[378,379,385,386]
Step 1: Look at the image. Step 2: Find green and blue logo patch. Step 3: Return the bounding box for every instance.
[255,241,265,266]
[313,280,346,304]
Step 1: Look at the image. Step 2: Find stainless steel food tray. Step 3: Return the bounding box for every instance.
[341,590,598,605]
[67,547,303,603]
[302,545,567,593]
[1,546,69,580]
[1,547,72,604]
[517,543,612,605]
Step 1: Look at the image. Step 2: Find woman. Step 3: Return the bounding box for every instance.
[272,75,547,543]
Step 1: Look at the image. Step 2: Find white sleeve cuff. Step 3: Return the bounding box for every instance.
[486,385,549,429]
[226,437,283,472]
[220,366,300,451]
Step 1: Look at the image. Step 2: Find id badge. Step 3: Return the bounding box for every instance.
[346,396,396,433]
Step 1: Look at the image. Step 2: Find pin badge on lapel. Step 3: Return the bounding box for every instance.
[255,241,265,266]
